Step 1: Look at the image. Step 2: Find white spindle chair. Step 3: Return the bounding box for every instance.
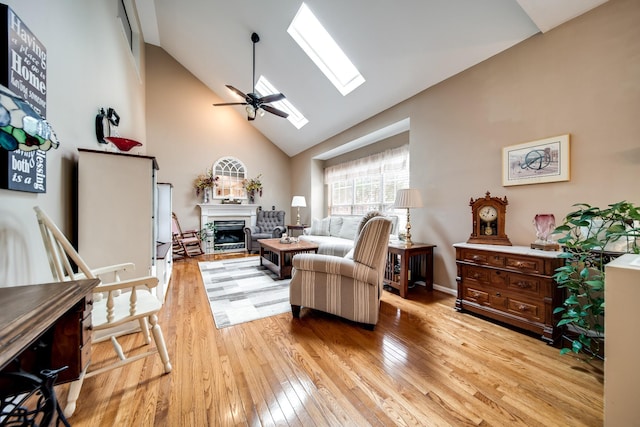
[33,206,172,417]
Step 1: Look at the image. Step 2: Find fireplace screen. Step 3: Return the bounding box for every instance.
[214,220,246,251]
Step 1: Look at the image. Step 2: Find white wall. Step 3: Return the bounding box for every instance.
[0,1,147,285]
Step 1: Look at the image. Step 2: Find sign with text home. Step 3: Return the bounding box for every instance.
[0,4,48,193]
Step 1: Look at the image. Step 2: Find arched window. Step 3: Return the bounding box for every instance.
[213,157,247,199]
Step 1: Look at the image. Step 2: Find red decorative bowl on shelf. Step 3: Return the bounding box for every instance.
[104,136,143,152]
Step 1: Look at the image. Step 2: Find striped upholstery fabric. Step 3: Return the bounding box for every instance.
[289,217,392,328]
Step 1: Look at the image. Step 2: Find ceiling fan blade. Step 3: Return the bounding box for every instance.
[259,93,286,104]
[262,104,289,119]
[226,85,248,100]
[213,102,247,106]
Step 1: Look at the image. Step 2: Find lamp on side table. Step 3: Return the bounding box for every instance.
[291,196,307,225]
[394,189,423,246]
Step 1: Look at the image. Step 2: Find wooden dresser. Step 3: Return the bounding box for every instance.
[454,243,564,344]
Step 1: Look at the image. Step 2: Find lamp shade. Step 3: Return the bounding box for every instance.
[394,189,423,209]
[291,196,307,207]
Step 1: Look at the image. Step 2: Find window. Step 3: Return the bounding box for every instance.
[213,157,247,199]
[117,0,141,75]
[255,76,308,129]
[288,3,365,96]
[325,145,409,215]
[117,0,132,50]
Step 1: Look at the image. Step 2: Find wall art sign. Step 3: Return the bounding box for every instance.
[0,4,48,193]
[502,134,570,187]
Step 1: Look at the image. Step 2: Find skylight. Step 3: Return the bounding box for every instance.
[255,76,308,129]
[288,3,365,96]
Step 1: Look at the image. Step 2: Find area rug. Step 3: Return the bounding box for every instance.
[198,257,291,329]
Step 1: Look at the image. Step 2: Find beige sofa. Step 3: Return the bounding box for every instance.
[299,214,398,257]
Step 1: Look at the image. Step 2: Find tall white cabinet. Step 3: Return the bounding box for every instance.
[605,254,640,426]
[77,149,166,299]
[155,182,173,302]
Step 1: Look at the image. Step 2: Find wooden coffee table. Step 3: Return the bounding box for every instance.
[258,238,319,279]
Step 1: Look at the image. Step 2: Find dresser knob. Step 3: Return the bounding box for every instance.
[496,292,501,297]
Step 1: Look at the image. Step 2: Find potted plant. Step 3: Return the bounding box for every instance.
[194,168,219,203]
[198,221,217,253]
[552,201,640,360]
[242,174,263,203]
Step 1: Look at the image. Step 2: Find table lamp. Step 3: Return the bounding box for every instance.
[394,189,423,246]
[291,196,306,225]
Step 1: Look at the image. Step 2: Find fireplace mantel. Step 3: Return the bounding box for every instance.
[198,203,259,229]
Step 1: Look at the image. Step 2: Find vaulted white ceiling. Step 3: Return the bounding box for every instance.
[135,0,607,157]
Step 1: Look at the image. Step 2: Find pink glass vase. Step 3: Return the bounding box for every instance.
[533,214,556,243]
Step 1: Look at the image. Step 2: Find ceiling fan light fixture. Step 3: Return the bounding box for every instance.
[255,76,308,129]
[213,32,290,123]
[246,105,256,120]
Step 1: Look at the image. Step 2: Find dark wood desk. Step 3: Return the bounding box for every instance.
[0,279,99,386]
[384,242,436,298]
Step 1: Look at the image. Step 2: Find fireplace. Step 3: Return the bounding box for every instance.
[198,203,258,253]
[213,220,245,251]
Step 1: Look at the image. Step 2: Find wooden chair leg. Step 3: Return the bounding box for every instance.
[63,368,86,418]
[138,317,151,344]
[149,315,172,374]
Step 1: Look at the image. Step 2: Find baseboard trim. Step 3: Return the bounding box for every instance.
[433,284,456,296]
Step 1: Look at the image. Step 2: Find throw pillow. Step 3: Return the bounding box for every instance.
[357,211,382,236]
[328,216,343,237]
[338,216,361,240]
[354,211,382,246]
[310,217,330,236]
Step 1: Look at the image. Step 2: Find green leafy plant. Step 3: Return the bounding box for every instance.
[552,201,640,360]
[198,222,216,241]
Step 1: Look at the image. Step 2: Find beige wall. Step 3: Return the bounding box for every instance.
[0,0,148,286]
[291,0,640,292]
[144,45,291,232]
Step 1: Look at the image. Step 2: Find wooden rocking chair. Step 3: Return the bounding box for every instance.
[172,212,204,258]
[33,206,172,417]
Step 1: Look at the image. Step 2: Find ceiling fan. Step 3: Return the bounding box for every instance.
[213,32,289,121]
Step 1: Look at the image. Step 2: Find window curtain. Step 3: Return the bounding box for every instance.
[324,144,409,183]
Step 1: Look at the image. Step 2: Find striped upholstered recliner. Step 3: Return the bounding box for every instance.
[289,216,392,330]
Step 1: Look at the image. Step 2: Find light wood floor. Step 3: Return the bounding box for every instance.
[56,253,603,426]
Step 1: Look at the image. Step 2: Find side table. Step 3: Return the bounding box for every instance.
[384,242,436,298]
[286,224,307,237]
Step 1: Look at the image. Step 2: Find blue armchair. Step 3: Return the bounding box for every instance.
[244,210,286,253]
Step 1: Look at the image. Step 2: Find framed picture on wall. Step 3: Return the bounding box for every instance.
[502,134,570,186]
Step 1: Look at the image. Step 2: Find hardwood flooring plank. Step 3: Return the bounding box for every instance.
[57,254,603,426]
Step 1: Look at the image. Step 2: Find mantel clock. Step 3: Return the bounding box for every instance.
[467,191,512,246]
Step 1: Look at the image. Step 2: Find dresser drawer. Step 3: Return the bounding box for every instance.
[506,272,542,296]
[80,341,92,370]
[461,265,492,285]
[504,255,543,274]
[83,293,94,318]
[507,297,543,322]
[81,315,93,346]
[464,286,489,304]
[461,250,505,267]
